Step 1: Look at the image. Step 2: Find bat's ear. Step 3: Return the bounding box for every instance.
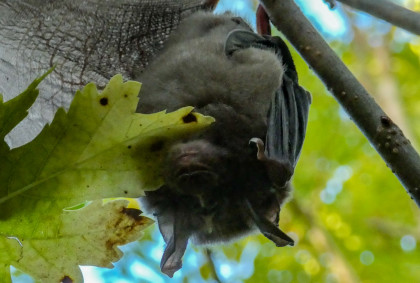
[256,4,271,35]
[249,138,294,189]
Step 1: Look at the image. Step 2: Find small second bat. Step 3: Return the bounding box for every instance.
[136,11,311,277]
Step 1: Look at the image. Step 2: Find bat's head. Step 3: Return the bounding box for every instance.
[160,102,272,200]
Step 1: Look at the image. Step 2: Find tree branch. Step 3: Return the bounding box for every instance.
[259,0,420,208]
[336,0,420,35]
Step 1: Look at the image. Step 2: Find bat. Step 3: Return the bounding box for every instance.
[136,11,311,277]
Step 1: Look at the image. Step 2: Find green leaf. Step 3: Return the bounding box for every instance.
[0,69,52,145]
[0,74,214,282]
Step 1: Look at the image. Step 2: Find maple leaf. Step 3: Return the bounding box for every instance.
[0,73,214,282]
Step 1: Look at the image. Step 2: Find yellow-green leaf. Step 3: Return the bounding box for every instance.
[0,74,214,282]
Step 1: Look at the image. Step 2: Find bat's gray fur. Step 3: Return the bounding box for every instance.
[136,12,282,117]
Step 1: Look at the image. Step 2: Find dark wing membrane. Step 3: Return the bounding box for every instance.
[157,211,189,278]
[266,75,311,169]
[145,189,190,278]
[225,30,311,187]
[265,35,311,171]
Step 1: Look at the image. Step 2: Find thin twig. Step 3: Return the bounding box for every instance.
[259,0,420,208]
[205,248,222,283]
[336,0,420,35]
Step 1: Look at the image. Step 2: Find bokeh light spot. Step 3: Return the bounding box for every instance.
[325,213,341,230]
[319,253,333,268]
[360,250,375,265]
[345,235,362,251]
[320,190,336,204]
[295,250,311,264]
[267,270,293,283]
[400,235,416,252]
[219,264,233,279]
[130,261,165,283]
[335,223,351,238]
[304,258,321,275]
[335,165,353,181]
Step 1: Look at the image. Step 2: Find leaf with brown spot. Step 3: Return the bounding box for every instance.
[0,74,214,282]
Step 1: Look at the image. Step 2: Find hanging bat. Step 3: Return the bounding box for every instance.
[136,10,311,277]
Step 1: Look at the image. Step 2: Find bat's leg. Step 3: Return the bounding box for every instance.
[245,199,294,247]
[157,212,189,277]
[257,4,271,35]
[203,0,220,10]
